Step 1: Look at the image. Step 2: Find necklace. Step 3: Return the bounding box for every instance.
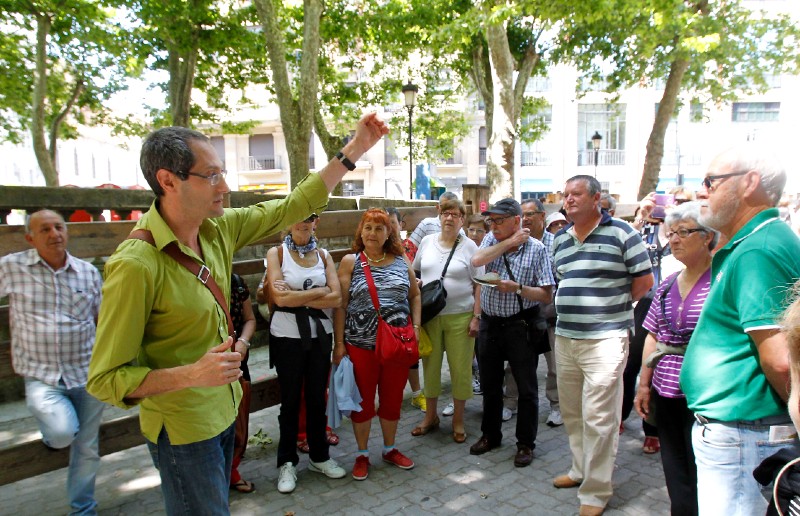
[365,252,387,263]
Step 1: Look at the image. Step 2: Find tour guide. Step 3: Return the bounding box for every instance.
[88,113,388,515]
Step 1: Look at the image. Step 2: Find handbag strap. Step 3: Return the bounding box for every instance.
[359,252,384,321]
[128,229,235,338]
[439,236,460,280]
[502,249,525,314]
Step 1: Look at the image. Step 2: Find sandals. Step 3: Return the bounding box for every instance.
[327,429,340,446]
[297,431,339,453]
[230,479,255,494]
[411,416,440,437]
[643,436,660,454]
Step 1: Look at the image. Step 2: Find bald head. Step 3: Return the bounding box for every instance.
[25,210,68,269]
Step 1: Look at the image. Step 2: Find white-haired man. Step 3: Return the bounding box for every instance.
[681,146,800,515]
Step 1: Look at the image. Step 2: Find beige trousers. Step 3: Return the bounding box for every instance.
[555,335,628,508]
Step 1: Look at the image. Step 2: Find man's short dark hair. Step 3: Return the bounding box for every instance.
[521,198,545,212]
[566,174,602,196]
[140,127,209,196]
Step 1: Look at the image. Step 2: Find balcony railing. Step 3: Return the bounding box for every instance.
[441,150,463,165]
[385,153,403,166]
[520,151,552,167]
[577,149,626,166]
[242,155,281,171]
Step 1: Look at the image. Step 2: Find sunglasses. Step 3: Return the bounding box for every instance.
[303,213,319,223]
[702,171,748,192]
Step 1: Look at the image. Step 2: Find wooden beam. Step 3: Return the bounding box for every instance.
[0,376,281,486]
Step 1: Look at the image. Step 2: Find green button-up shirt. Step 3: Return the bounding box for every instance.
[88,173,329,444]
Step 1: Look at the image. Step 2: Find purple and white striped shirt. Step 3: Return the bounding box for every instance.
[0,249,102,388]
[642,268,711,398]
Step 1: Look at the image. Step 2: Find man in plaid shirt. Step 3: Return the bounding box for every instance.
[468,198,554,468]
[0,210,104,515]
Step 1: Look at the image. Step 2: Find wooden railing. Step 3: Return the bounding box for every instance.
[0,184,438,485]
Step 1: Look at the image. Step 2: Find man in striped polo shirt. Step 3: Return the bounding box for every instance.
[551,175,653,516]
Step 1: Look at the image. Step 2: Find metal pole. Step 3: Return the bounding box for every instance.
[408,105,414,200]
[594,148,598,178]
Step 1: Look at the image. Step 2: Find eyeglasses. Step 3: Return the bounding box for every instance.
[666,228,705,240]
[170,169,228,186]
[522,211,545,218]
[484,215,511,226]
[440,211,462,219]
[467,227,486,234]
[303,213,319,223]
[701,171,748,192]
[674,198,691,205]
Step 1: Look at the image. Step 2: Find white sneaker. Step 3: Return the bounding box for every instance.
[442,402,455,417]
[277,463,297,493]
[546,409,564,427]
[472,378,482,395]
[502,407,513,422]
[309,458,346,479]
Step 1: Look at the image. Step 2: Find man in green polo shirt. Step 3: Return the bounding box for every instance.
[680,146,800,516]
[87,114,388,515]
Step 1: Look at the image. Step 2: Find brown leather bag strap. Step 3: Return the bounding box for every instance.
[128,229,235,338]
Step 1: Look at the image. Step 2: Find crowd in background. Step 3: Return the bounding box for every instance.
[2,117,800,516]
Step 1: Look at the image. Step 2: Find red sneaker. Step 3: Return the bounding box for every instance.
[352,455,370,480]
[382,449,415,470]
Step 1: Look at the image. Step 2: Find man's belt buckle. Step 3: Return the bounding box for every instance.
[196,265,211,284]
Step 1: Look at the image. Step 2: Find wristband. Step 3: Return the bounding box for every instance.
[336,151,356,171]
[237,338,251,349]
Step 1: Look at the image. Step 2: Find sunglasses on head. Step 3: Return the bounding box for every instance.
[303,213,319,223]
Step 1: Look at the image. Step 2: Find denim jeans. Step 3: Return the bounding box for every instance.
[692,416,794,516]
[147,422,235,516]
[24,378,105,516]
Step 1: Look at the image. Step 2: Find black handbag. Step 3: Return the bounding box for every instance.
[420,236,459,324]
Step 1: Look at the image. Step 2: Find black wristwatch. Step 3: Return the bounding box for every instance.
[336,151,356,171]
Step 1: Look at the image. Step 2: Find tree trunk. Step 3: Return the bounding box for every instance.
[314,109,346,195]
[168,46,198,127]
[485,20,516,201]
[31,14,59,186]
[254,0,323,189]
[637,57,689,200]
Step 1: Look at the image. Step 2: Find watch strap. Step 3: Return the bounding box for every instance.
[336,151,356,171]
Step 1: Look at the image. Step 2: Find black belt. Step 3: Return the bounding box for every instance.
[482,306,540,327]
[272,306,331,351]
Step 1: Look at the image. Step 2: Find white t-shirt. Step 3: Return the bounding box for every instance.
[413,234,484,315]
[269,245,334,339]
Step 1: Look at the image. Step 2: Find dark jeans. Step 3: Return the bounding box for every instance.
[477,316,540,448]
[270,334,333,466]
[147,422,235,516]
[622,294,658,437]
[654,391,698,516]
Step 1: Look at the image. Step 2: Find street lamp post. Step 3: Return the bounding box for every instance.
[591,131,602,178]
[402,81,418,200]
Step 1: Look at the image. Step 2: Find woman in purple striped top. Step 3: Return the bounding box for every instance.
[634,201,718,516]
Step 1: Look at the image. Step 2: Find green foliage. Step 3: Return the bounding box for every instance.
[0,0,133,144]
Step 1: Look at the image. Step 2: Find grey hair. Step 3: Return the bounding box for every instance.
[438,191,458,203]
[600,193,617,212]
[140,126,209,197]
[714,145,786,206]
[565,175,602,196]
[521,198,545,212]
[25,209,64,235]
[665,201,720,250]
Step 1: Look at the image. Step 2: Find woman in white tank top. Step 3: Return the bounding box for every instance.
[265,214,346,493]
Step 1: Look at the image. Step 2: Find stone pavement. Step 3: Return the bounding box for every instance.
[0,356,671,515]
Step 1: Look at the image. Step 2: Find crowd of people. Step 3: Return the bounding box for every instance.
[2,113,800,516]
